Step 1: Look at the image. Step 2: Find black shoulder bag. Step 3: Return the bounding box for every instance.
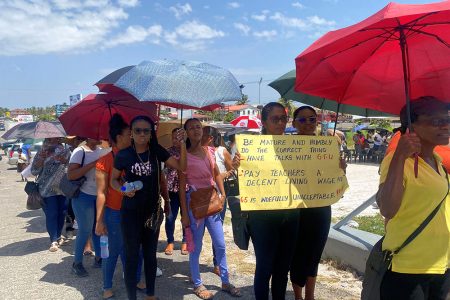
[361,168,449,300]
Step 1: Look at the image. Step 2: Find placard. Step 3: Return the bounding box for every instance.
[236,135,348,210]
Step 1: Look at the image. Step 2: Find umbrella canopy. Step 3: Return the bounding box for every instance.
[2,121,66,139]
[96,59,242,110]
[59,93,158,140]
[295,1,450,115]
[230,116,262,129]
[269,70,393,117]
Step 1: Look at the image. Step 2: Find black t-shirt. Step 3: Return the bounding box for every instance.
[114,145,171,211]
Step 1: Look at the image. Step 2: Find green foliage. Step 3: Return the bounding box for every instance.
[277,97,297,117]
[224,112,235,122]
[236,94,249,105]
[370,119,392,130]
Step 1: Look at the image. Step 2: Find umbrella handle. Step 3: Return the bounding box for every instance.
[414,153,419,178]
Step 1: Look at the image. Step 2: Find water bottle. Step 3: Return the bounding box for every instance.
[185,227,195,253]
[121,180,143,193]
[100,235,109,259]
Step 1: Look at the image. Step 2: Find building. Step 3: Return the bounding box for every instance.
[9,109,28,119]
[223,104,260,118]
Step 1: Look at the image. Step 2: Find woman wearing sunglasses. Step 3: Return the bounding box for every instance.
[377,97,450,300]
[290,106,341,300]
[247,102,300,300]
[110,116,186,300]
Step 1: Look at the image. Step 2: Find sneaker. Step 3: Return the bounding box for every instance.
[66,228,74,239]
[156,267,162,277]
[93,257,102,268]
[57,236,67,246]
[49,242,59,252]
[72,262,88,277]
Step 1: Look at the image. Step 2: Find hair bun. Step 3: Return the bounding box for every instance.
[109,113,127,128]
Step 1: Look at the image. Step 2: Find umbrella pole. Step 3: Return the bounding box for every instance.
[333,102,341,135]
[180,108,183,126]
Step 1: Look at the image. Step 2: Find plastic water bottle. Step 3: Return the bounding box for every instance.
[100,235,109,259]
[185,227,195,253]
[121,181,143,193]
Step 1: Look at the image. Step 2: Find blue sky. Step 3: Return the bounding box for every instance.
[0,0,436,109]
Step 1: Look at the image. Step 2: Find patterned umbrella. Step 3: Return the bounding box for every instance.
[230,116,262,129]
[1,121,66,139]
[96,59,242,110]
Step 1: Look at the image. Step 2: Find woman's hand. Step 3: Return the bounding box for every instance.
[95,221,107,236]
[181,215,190,228]
[396,129,421,158]
[232,152,242,169]
[176,128,187,143]
[123,190,135,198]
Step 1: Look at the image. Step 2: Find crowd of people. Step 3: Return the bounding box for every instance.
[22,96,450,300]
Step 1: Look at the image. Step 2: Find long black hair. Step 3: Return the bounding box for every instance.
[261,102,286,135]
[109,113,129,144]
[203,126,222,147]
[183,118,201,149]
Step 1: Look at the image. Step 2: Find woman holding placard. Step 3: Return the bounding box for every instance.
[247,102,300,300]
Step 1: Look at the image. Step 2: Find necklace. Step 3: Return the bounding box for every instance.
[134,145,150,164]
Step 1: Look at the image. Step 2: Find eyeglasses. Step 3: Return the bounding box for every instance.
[133,128,151,135]
[295,117,317,124]
[269,115,288,124]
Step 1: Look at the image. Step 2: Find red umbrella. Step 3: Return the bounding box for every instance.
[59,93,158,140]
[230,115,262,129]
[295,1,450,116]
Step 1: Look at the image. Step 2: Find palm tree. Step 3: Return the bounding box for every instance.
[278,97,296,117]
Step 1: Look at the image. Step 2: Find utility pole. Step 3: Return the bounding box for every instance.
[258,77,263,105]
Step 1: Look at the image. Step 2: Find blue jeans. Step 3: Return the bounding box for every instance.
[42,195,67,243]
[165,191,186,243]
[187,191,229,287]
[102,207,143,290]
[72,191,100,263]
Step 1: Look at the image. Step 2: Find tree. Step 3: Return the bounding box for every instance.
[277,97,297,117]
[224,112,235,122]
[236,94,249,105]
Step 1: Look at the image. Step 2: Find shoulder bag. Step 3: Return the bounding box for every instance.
[189,147,224,219]
[228,196,250,250]
[145,156,164,231]
[59,148,86,198]
[361,168,449,300]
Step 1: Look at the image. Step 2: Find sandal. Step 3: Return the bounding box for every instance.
[83,250,94,256]
[180,243,188,255]
[193,285,214,300]
[102,289,114,299]
[144,296,159,300]
[164,243,174,255]
[222,283,242,297]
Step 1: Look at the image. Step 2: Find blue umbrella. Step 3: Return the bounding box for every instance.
[96,60,242,110]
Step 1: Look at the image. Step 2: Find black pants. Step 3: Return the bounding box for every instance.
[381,269,450,300]
[121,208,160,300]
[248,209,299,300]
[290,206,331,287]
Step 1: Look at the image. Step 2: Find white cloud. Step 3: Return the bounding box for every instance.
[118,0,140,7]
[228,2,240,8]
[251,14,266,21]
[163,21,225,51]
[169,3,192,19]
[0,0,130,56]
[175,20,224,40]
[253,30,277,41]
[105,25,162,47]
[270,12,335,31]
[292,2,304,9]
[234,23,250,36]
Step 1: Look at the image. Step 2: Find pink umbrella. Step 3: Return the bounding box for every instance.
[230,116,262,129]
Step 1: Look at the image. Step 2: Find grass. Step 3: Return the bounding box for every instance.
[334,213,386,236]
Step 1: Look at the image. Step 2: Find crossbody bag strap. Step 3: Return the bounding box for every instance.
[203,146,216,180]
[393,166,449,255]
[80,147,86,166]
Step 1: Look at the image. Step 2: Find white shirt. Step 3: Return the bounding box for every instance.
[69,146,110,195]
[214,146,227,174]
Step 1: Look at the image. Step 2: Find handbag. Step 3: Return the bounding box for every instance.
[189,147,224,219]
[224,171,240,197]
[361,169,449,300]
[228,196,250,250]
[59,149,86,198]
[26,190,43,210]
[24,181,39,195]
[145,157,164,231]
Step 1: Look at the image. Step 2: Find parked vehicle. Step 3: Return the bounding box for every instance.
[1,139,19,156]
[7,139,43,165]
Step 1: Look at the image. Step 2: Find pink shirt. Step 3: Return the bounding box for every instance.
[185,147,215,189]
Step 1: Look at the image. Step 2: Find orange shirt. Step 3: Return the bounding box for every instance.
[96,150,122,210]
[386,131,450,170]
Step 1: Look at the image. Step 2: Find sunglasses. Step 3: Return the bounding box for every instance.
[133,128,151,135]
[295,117,317,124]
[269,115,288,124]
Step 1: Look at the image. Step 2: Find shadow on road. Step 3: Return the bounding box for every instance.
[0,236,48,256]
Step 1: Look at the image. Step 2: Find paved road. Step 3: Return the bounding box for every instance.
[0,156,359,300]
